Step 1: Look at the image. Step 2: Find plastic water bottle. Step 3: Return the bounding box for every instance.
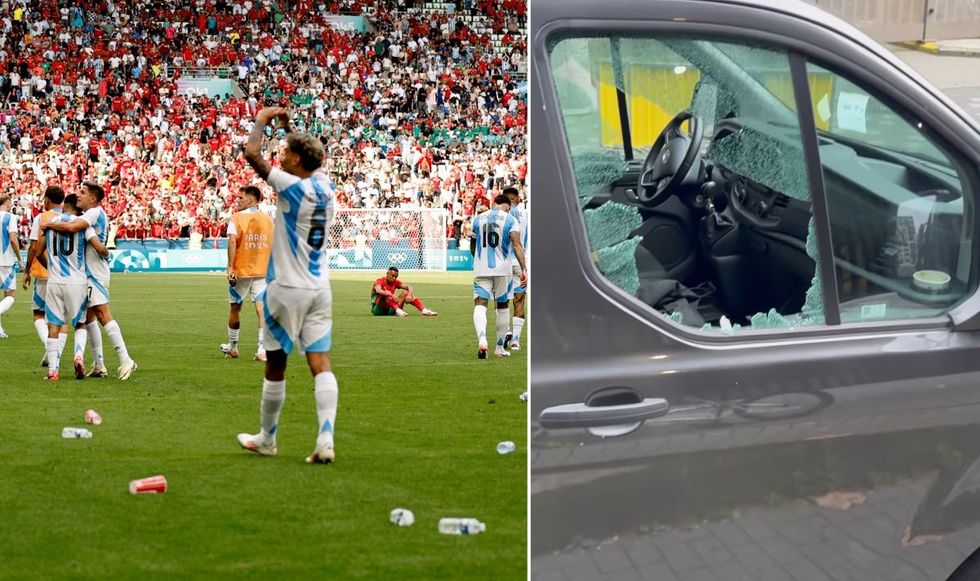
[496,441,516,455]
[389,508,415,527]
[62,427,93,439]
[438,517,486,535]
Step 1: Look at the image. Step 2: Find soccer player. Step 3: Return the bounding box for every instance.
[471,193,527,359]
[370,266,438,317]
[221,185,274,361]
[23,186,67,364]
[36,194,108,380]
[43,182,138,380]
[503,186,527,350]
[0,193,24,338]
[236,106,340,464]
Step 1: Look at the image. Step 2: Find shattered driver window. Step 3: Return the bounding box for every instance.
[549,34,824,335]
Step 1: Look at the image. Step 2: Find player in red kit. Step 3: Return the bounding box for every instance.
[370,267,438,317]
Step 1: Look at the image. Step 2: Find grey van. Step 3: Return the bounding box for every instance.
[530,1,980,579]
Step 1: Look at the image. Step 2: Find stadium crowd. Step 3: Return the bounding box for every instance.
[0,0,527,248]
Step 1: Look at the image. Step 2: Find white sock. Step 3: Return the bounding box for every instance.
[34,319,48,345]
[104,320,132,365]
[228,326,240,347]
[0,295,13,316]
[314,372,338,442]
[257,328,264,350]
[57,332,67,361]
[473,305,487,345]
[46,338,60,371]
[260,379,286,441]
[74,328,88,358]
[87,321,104,365]
[513,317,525,342]
[496,308,510,348]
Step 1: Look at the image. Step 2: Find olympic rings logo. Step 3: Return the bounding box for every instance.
[387,252,408,263]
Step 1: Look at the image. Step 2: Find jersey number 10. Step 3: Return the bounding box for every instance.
[480,223,500,249]
[50,232,75,257]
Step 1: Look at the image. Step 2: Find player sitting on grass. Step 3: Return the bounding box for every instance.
[370,266,438,317]
[236,106,341,464]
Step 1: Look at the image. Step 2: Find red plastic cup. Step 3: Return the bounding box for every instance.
[84,410,102,425]
[129,475,167,495]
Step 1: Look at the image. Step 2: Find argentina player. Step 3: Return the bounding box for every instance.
[236,107,341,464]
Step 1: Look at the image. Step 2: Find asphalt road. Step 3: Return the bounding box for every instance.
[892,46,980,126]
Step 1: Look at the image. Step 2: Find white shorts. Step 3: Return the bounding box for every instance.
[87,277,110,307]
[0,265,14,291]
[32,278,47,311]
[229,277,268,304]
[262,282,332,355]
[474,275,511,304]
[511,264,526,296]
[45,282,88,328]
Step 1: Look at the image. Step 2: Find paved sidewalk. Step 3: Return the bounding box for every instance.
[532,477,980,581]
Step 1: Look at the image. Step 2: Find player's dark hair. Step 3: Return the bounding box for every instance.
[83,182,105,202]
[502,186,520,198]
[63,194,80,214]
[388,266,399,274]
[242,185,263,202]
[0,193,9,207]
[493,193,510,206]
[286,133,325,171]
[44,185,65,204]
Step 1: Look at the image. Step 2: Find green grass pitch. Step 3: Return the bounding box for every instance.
[0,271,527,579]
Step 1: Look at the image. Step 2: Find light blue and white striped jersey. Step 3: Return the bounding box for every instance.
[0,210,17,266]
[45,213,97,285]
[471,207,518,277]
[265,168,337,290]
[508,205,528,258]
[79,207,110,281]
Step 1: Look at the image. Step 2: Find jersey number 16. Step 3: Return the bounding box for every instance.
[480,223,500,249]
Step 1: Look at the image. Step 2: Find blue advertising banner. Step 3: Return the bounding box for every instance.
[109,248,227,272]
[105,242,472,272]
[447,250,473,271]
[371,241,421,270]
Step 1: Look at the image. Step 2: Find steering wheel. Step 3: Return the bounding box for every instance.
[637,110,704,206]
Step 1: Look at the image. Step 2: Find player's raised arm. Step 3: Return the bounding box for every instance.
[244,107,289,180]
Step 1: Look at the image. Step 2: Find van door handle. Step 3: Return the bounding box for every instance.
[539,398,670,429]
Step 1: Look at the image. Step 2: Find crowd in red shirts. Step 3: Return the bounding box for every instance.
[1,0,526,244]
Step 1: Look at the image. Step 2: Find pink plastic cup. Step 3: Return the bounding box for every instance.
[129,475,168,495]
